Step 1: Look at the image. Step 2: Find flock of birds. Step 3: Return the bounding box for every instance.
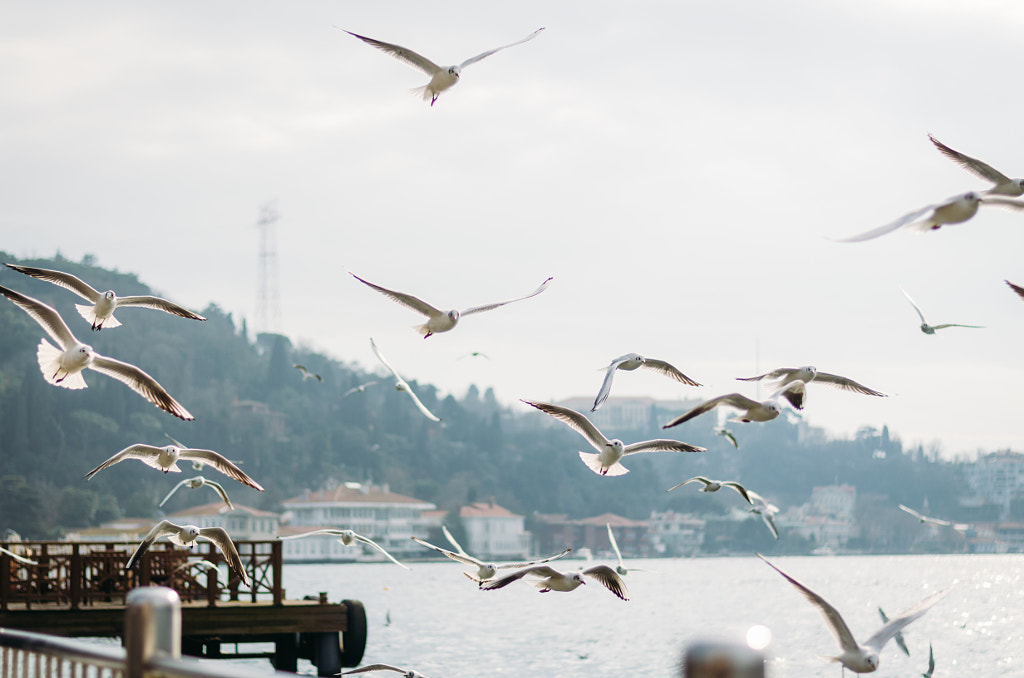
[5,23,1024,678]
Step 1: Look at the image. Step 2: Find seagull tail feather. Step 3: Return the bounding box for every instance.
[36,339,87,389]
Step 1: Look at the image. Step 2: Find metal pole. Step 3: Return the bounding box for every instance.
[682,641,764,678]
[125,587,181,678]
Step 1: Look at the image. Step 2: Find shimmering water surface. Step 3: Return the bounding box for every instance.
[271,553,1022,677]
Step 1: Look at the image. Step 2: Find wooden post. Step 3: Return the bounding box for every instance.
[272,539,283,606]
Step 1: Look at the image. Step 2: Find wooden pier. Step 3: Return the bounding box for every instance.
[0,540,366,675]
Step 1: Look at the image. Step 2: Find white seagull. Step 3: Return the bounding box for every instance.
[0,284,194,420]
[757,554,950,675]
[126,520,250,587]
[4,263,206,330]
[159,475,234,510]
[521,400,705,476]
[662,381,807,429]
[591,353,701,412]
[836,191,1024,242]
[342,664,430,678]
[668,476,752,504]
[293,364,323,382]
[352,273,552,338]
[370,338,441,422]
[279,529,409,570]
[411,535,570,582]
[899,287,982,335]
[341,27,544,106]
[748,491,780,539]
[605,523,648,575]
[715,427,740,448]
[929,134,1024,196]
[480,564,629,600]
[343,380,378,397]
[897,504,956,528]
[84,443,264,491]
[737,366,887,397]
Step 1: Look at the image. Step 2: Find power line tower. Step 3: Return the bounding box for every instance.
[254,201,282,336]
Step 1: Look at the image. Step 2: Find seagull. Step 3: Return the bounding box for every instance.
[605,523,647,575]
[411,535,570,582]
[591,353,701,412]
[0,546,38,566]
[352,273,552,338]
[921,642,935,678]
[1006,280,1024,302]
[898,504,952,527]
[662,381,807,429]
[757,554,950,675]
[370,338,441,422]
[173,558,223,584]
[279,529,409,570]
[521,400,705,476]
[899,287,982,335]
[126,520,250,587]
[342,664,430,678]
[341,27,544,106]
[84,443,264,491]
[748,491,780,539]
[0,284,194,420]
[835,191,1024,242]
[737,366,887,397]
[929,134,1024,196]
[715,427,739,448]
[159,476,234,510]
[877,607,910,657]
[4,263,206,330]
[668,476,752,504]
[479,563,629,600]
[293,364,323,382]
[343,380,379,397]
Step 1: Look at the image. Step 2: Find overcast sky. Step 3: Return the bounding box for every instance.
[3,0,1024,459]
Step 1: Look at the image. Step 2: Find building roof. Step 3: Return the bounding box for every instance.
[281,483,433,507]
[167,502,280,519]
[578,513,649,528]
[460,500,520,518]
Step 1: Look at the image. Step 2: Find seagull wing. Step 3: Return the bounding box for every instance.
[342,664,409,676]
[667,476,712,492]
[863,588,951,654]
[88,354,195,420]
[581,564,629,600]
[521,400,609,451]
[591,355,630,412]
[441,524,468,556]
[411,536,482,568]
[85,443,166,479]
[663,394,761,429]
[835,202,938,242]
[352,273,443,320]
[0,284,79,350]
[158,477,192,506]
[760,511,779,539]
[496,547,572,571]
[113,295,206,320]
[811,371,887,397]
[460,276,552,316]
[930,323,983,330]
[370,338,402,380]
[178,449,264,491]
[458,28,545,69]
[900,287,928,324]
[354,534,410,570]
[623,439,705,455]
[606,523,624,568]
[199,527,250,587]
[1007,280,1024,301]
[640,358,702,386]
[126,520,179,570]
[401,385,442,422]
[758,554,859,653]
[278,529,350,540]
[4,264,102,303]
[722,481,753,504]
[203,478,234,509]
[343,31,443,76]
[0,546,38,566]
[479,565,559,591]
[979,196,1024,212]
[929,134,1014,186]
[736,368,796,383]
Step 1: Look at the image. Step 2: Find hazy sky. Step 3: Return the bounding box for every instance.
[3,0,1024,458]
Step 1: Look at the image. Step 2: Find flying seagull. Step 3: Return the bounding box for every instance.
[877,607,910,657]
[835,191,1024,242]
[1006,280,1024,302]
[126,520,250,587]
[715,427,739,448]
[352,273,552,338]
[341,27,544,106]
[280,529,409,570]
[921,642,935,678]
[0,284,194,420]
[662,381,807,429]
[173,558,223,584]
[343,380,378,397]
[370,338,441,422]
[668,476,752,504]
[342,664,431,678]
[757,554,950,675]
[748,491,780,539]
[521,400,705,476]
[591,353,701,412]
[85,443,263,491]
[480,564,629,600]
[4,263,206,330]
[411,535,570,582]
[605,523,648,575]
[293,364,323,382]
[897,504,953,528]
[929,134,1024,196]
[737,366,887,397]
[899,287,982,335]
[0,546,38,566]
[159,475,234,510]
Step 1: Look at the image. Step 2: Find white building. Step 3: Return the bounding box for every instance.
[647,510,705,556]
[459,500,530,559]
[787,484,857,550]
[279,482,435,563]
[964,451,1024,519]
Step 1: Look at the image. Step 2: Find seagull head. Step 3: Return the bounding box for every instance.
[448,310,460,323]
[448,65,461,78]
[103,290,116,301]
[797,366,816,381]
[571,573,585,585]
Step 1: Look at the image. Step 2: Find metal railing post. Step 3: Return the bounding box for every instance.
[125,587,181,678]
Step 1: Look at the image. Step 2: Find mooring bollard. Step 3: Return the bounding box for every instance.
[682,641,765,678]
[125,587,181,678]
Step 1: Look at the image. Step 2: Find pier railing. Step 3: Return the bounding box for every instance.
[0,540,283,610]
